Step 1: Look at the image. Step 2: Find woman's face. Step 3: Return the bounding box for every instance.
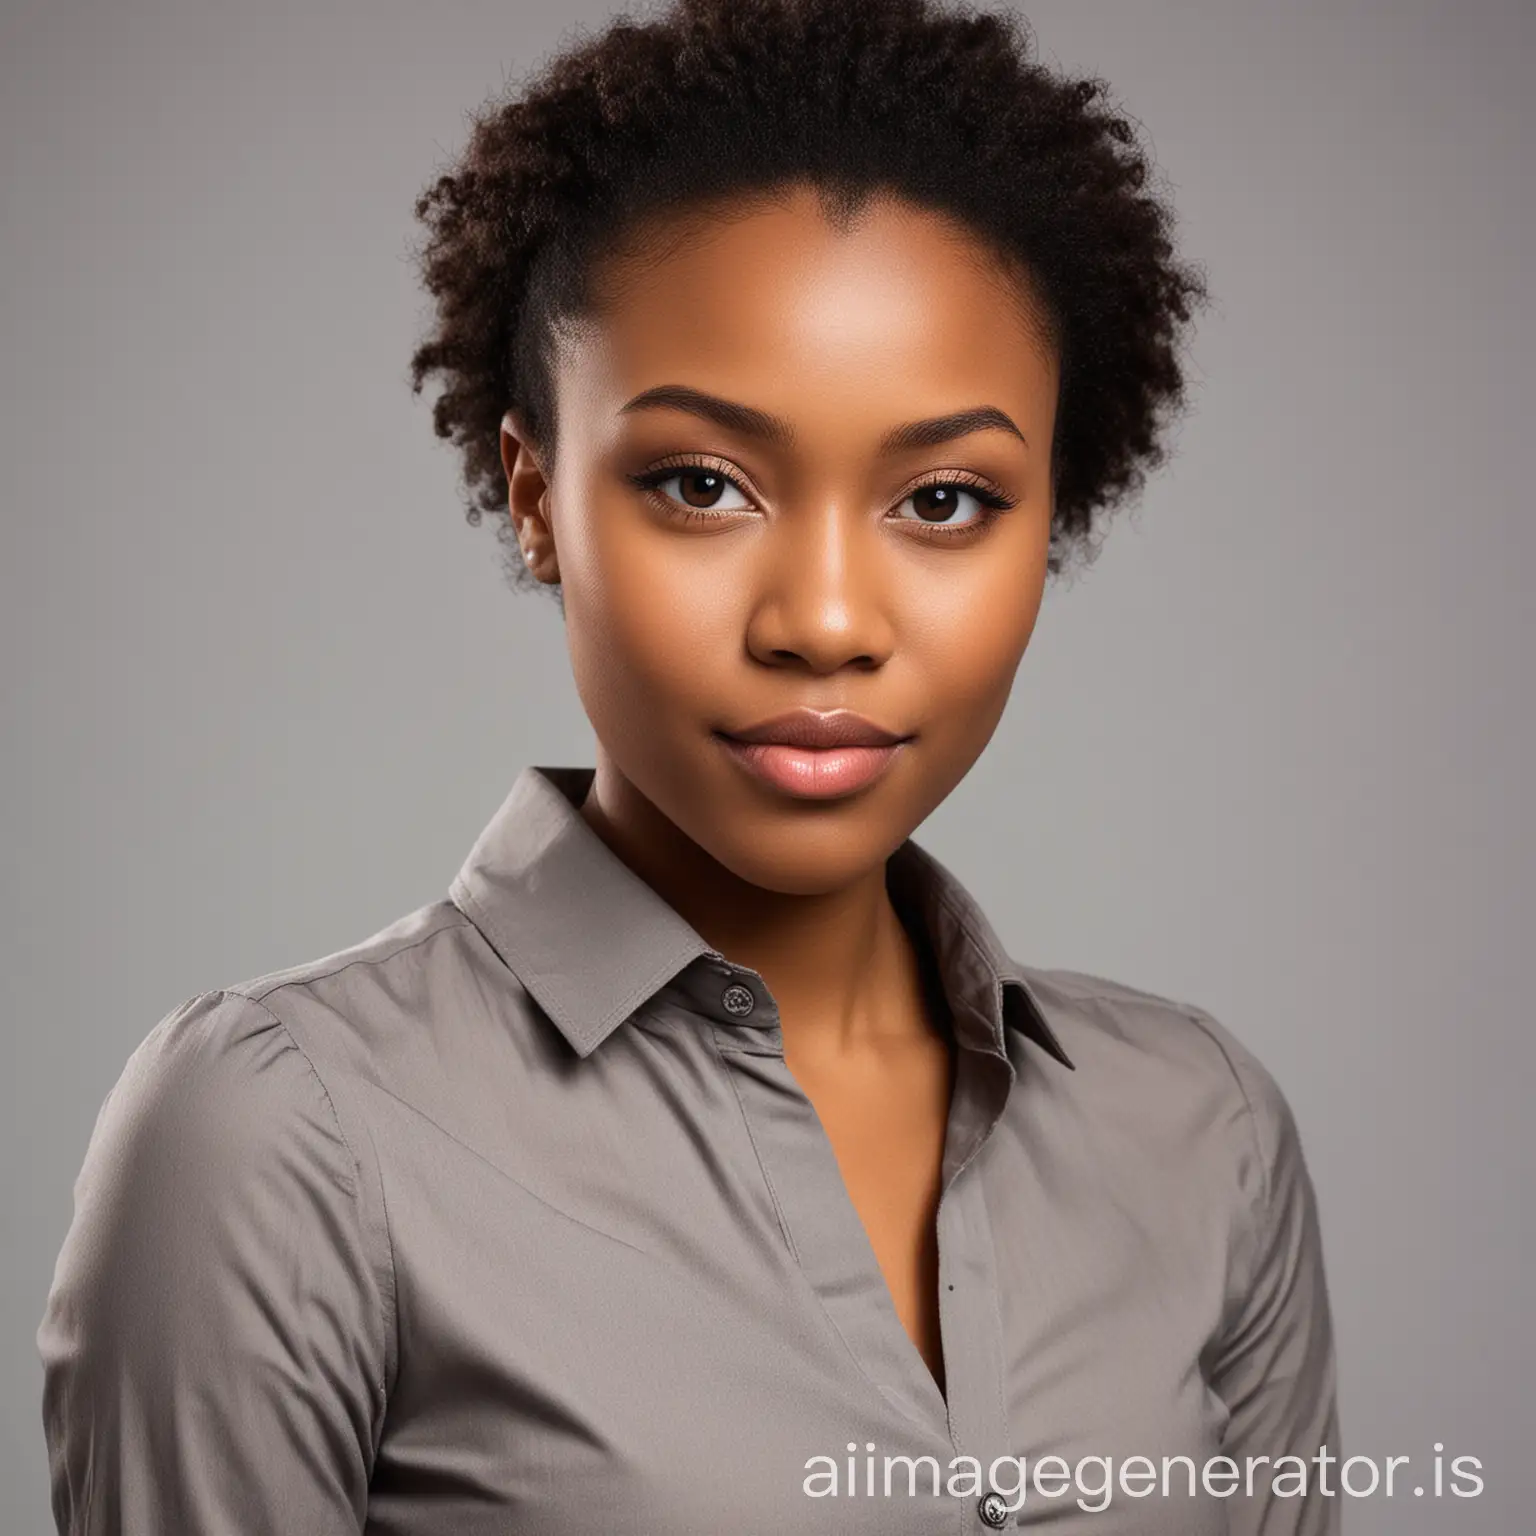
[504,183,1059,896]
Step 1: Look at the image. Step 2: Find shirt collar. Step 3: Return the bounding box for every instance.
[450,764,1074,1072]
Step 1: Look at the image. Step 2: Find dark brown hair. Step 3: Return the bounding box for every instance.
[408,0,1209,591]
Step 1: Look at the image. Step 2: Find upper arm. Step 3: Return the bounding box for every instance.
[37,989,389,1534]
[1205,1028,1342,1535]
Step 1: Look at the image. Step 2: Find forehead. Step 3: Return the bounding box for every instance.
[555,185,1057,435]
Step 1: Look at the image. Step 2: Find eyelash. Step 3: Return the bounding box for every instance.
[625,455,1018,540]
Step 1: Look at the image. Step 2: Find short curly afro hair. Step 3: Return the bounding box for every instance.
[408,0,1208,592]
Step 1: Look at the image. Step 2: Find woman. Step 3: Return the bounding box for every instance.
[38,0,1340,1531]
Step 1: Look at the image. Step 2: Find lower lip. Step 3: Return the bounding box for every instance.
[714,735,909,798]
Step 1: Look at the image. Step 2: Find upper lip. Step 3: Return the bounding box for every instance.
[718,708,911,749]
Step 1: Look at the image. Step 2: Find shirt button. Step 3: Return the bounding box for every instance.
[721,982,756,1018]
[977,1490,1011,1528]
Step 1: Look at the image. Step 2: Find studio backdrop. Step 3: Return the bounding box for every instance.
[2,2,1531,1532]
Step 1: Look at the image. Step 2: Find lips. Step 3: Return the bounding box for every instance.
[714,709,913,799]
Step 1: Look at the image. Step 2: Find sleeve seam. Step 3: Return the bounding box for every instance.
[218,988,362,1195]
[1177,1005,1276,1327]
[216,985,399,1413]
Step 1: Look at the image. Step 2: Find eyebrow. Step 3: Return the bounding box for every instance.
[618,384,1028,454]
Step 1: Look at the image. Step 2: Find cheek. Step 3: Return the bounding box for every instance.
[560,490,740,724]
[899,553,1046,720]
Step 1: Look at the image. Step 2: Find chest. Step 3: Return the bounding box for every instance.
[360,1028,1236,1535]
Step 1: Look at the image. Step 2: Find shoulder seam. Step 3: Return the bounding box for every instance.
[239,913,473,1007]
[1028,970,1201,1020]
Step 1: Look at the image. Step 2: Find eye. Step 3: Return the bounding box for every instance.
[630,461,754,514]
[892,478,1015,533]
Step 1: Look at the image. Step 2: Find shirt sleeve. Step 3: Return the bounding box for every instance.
[37,989,391,1534]
[1206,1033,1342,1535]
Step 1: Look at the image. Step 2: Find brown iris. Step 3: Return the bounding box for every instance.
[909,484,962,522]
[679,470,728,508]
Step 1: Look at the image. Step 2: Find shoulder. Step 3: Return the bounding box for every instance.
[207,897,560,1163]
[40,989,398,1514]
[51,975,406,1328]
[226,898,478,1024]
[73,898,484,1251]
[43,987,388,1368]
[218,898,488,1086]
[77,987,364,1223]
[1017,963,1303,1197]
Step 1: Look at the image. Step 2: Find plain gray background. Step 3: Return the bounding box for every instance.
[3,0,1531,1529]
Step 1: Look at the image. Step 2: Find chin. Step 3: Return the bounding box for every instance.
[718,849,889,897]
[699,806,912,895]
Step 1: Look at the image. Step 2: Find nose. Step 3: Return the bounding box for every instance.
[742,499,895,674]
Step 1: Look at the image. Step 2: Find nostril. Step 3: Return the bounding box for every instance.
[764,648,878,672]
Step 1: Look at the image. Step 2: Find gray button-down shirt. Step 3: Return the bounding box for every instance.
[38,764,1340,1534]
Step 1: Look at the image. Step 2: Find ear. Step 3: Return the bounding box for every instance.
[500,409,560,585]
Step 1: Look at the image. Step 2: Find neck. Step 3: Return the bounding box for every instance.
[579,755,936,1052]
